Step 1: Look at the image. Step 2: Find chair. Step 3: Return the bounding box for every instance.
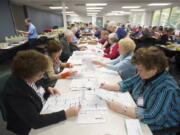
[0,72,11,121]
[153,126,180,135]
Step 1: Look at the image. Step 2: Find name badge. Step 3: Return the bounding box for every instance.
[137,97,144,107]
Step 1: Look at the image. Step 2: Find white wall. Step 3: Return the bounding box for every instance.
[67,15,92,23]
[104,16,129,25]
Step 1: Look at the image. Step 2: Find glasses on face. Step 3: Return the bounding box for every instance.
[34,72,45,80]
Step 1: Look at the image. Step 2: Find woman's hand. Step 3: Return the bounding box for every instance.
[65,106,81,118]
[92,60,106,67]
[48,87,60,95]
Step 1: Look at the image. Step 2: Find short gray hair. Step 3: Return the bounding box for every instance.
[71,27,78,33]
[64,29,74,37]
[108,33,119,43]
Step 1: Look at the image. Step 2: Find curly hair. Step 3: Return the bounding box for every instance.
[131,47,168,73]
[12,50,48,79]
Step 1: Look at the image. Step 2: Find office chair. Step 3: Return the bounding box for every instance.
[0,72,11,121]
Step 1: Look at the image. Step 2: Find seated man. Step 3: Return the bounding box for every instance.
[100,47,180,133]
[60,30,86,62]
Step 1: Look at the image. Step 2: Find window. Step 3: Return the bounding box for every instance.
[159,8,171,26]
[169,7,180,29]
[130,12,144,26]
[152,10,161,26]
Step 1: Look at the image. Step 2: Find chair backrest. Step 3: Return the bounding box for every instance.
[0,72,11,121]
[153,126,180,135]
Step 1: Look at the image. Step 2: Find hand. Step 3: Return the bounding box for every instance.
[48,87,60,95]
[92,60,101,65]
[66,63,73,68]
[79,46,87,51]
[65,106,81,118]
[69,71,78,76]
[100,83,111,90]
[106,101,122,113]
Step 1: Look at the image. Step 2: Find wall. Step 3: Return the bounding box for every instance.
[10,3,26,31]
[104,16,129,25]
[26,6,63,33]
[67,15,92,23]
[0,0,15,42]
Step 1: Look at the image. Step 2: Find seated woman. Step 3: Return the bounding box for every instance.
[3,50,80,135]
[100,47,180,133]
[103,33,119,59]
[98,30,109,45]
[46,40,77,86]
[92,38,136,80]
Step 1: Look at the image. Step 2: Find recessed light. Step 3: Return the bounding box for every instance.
[122,6,141,9]
[87,13,98,14]
[65,11,74,14]
[49,6,68,9]
[86,3,107,6]
[130,9,145,11]
[86,10,101,12]
[86,7,103,10]
[148,3,171,6]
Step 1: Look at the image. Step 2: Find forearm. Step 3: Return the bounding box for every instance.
[103,83,120,91]
[119,105,137,118]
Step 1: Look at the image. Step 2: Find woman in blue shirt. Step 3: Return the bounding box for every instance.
[92,38,136,80]
[100,47,180,133]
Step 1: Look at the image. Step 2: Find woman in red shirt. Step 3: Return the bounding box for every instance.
[103,33,119,59]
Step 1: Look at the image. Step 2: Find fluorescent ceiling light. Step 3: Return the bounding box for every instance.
[86,10,101,12]
[106,13,124,16]
[87,15,96,16]
[111,11,131,14]
[69,14,79,16]
[111,11,124,12]
[86,3,107,6]
[49,6,68,9]
[65,11,74,13]
[87,13,98,14]
[148,3,171,6]
[86,7,103,10]
[130,9,145,11]
[122,6,141,9]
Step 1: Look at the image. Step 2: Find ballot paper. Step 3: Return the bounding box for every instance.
[125,119,143,135]
[70,78,99,91]
[78,91,107,123]
[98,67,118,75]
[69,58,82,65]
[42,91,82,113]
[95,88,134,107]
[42,90,107,124]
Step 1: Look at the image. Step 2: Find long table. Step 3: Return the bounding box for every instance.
[30,43,153,135]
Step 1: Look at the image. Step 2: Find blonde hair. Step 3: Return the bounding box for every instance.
[119,38,136,52]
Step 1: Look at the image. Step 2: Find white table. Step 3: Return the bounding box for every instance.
[30,44,153,135]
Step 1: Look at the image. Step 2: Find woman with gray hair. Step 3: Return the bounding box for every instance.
[93,38,136,80]
[103,33,119,59]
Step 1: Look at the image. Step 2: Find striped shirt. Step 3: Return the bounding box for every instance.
[27,83,46,105]
[118,71,180,132]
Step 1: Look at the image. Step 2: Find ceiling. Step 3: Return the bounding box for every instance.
[10,0,180,16]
